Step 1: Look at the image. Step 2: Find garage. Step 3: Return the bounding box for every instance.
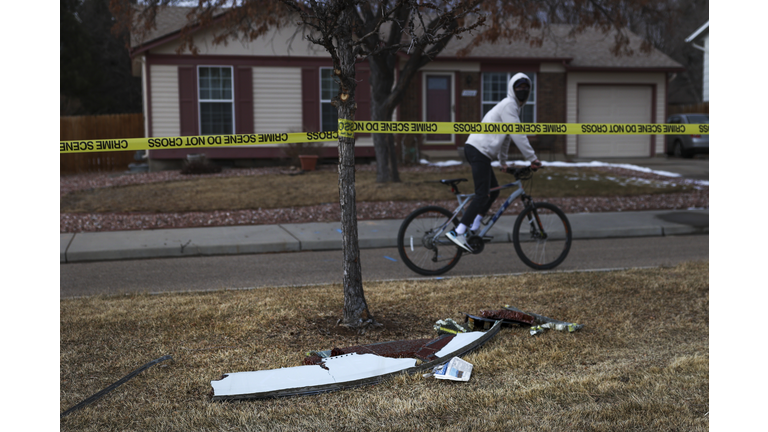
[577,85,653,157]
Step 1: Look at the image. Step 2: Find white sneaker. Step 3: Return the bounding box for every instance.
[446,230,472,252]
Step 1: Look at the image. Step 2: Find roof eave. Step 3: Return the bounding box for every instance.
[396,52,574,64]
[564,65,686,73]
[130,11,229,59]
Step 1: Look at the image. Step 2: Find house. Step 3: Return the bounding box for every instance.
[685,21,709,103]
[129,7,684,170]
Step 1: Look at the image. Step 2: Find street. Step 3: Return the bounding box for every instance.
[61,234,708,298]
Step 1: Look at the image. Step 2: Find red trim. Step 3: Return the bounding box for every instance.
[355,67,372,136]
[236,66,254,134]
[565,65,685,73]
[146,53,340,68]
[562,71,568,158]
[301,68,320,132]
[149,145,376,159]
[146,63,154,136]
[415,72,423,123]
[178,66,198,136]
[398,53,572,65]
[480,63,540,73]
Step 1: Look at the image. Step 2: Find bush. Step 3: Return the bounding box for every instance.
[281,141,324,167]
[180,154,222,175]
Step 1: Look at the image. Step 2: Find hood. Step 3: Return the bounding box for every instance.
[508,73,532,104]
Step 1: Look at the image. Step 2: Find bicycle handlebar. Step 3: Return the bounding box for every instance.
[500,166,534,179]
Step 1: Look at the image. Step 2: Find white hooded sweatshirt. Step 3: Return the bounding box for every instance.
[465,73,537,164]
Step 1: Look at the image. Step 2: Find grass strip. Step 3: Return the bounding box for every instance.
[61,261,708,431]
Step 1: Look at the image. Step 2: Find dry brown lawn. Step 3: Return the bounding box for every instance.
[60,166,693,213]
[60,261,708,431]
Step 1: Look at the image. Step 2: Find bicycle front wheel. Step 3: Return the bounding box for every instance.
[512,202,572,270]
[397,206,462,276]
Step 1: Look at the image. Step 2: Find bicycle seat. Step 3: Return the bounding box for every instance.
[439,178,468,186]
[438,178,468,194]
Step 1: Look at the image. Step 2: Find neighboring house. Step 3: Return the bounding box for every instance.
[685,21,709,103]
[130,7,683,169]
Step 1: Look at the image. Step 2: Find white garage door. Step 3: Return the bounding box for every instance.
[577,86,652,158]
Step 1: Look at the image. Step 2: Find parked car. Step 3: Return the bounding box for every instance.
[665,113,709,158]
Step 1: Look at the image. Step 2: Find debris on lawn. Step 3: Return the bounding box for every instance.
[434,318,468,335]
[529,321,584,336]
[303,336,455,365]
[61,355,173,419]
[502,305,584,336]
[464,308,535,330]
[431,357,474,382]
[211,321,502,401]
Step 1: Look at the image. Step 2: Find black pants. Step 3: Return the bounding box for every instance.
[460,144,500,227]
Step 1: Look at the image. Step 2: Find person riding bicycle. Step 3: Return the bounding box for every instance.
[447,73,542,252]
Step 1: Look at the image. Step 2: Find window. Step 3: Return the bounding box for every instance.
[320,68,339,131]
[685,114,708,124]
[198,66,234,135]
[481,72,536,123]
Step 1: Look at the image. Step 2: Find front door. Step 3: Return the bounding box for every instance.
[425,75,452,142]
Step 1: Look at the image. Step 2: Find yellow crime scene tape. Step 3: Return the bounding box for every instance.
[60,120,709,154]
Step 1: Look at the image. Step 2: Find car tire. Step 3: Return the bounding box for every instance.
[673,141,691,158]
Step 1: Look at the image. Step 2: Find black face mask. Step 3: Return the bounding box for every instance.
[514,88,530,102]
[513,79,530,102]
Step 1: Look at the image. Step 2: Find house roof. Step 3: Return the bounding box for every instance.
[438,24,682,70]
[130,6,227,54]
[685,21,709,43]
[131,7,682,71]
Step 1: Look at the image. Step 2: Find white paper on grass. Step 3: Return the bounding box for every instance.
[434,357,473,382]
[433,331,486,358]
[212,353,416,397]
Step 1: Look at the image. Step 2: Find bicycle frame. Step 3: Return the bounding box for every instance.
[433,178,528,242]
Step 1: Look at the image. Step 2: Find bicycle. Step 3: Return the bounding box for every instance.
[396,166,572,275]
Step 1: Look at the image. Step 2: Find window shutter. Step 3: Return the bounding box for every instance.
[236,67,254,134]
[178,66,198,136]
[355,68,371,137]
[302,68,320,132]
[356,68,371,120]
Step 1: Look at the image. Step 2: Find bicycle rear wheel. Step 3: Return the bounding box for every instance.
[512,202,572,270]
[397,206,462,276]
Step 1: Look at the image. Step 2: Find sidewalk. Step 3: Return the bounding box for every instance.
[60,209,709,263]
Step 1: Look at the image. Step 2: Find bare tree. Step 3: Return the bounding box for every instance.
[112,0,685,329]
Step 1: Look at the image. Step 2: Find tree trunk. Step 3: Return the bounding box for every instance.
[335,7,375,328]
[369,54,401,183]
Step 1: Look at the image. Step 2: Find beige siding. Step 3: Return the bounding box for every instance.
[250,67,368,148]
[565,72,667,156]
[253,67,303,133]
[149,65,180,137]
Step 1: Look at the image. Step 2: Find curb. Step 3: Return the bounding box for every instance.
[61,209,708,263]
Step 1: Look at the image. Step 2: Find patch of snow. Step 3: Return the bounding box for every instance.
[420,159,709,186]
